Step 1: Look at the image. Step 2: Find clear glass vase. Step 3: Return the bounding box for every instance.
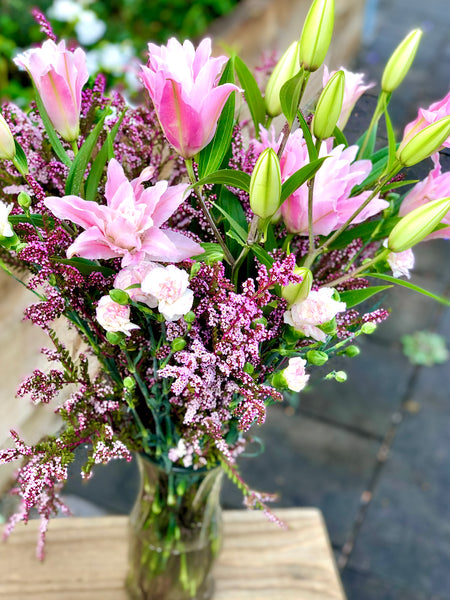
[126,455,224,600]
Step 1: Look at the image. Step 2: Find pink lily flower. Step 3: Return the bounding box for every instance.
[140,37,240,158]
[403,90,450,148]
[14,40,88,142]
[253,126,388,236]
[323,65,375,130]
[44,159,202,266]
[399,154,450,240]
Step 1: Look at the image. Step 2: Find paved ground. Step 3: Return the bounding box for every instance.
[2,1,450,599]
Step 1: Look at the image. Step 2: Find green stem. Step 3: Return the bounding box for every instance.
[185,159,235,266]
[71,140,79,156]
[303,167,400,269]
[324,247,390,288]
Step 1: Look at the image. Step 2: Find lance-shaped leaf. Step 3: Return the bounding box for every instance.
[280,157,327,203]
[367,273,450,306]
[34,86,71,167]
[198,58,236,178]
[235,56,266,135]
[194,169,251,193]
[280,71,306,127]
[338,285,393,309]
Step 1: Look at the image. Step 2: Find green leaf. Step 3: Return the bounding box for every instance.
[65,107,110,197]
[384,105,397,172]
[332,125,348,148]
[234,56,265,135]
[9,214,45,227]
[217,187,248,256]
[210,200,248,242]
[192,242,224,264]
[280,157,327,203]
[51,257,115,276]
[382,179,419,193]
[13,140,28,174]
[250,243,274,267]
[280,71,304,126]
[85,111,125,202]
[366,273,450,306]
[194,169,251,192]
[226,229,245,246]
[326,217,400,250]
[339,285,393,309]
[198,58,236,178]
[34,87,71,167]
[297,110,318,161]
[356,121,378,159]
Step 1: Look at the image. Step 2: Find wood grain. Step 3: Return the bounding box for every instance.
[0,508,346,599]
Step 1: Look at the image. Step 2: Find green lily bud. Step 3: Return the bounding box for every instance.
[299,0,335,72]
[397,116,450,167]
[306,350,329,366]
[388,196,450,252]
[281,267,313,305]
[0,113,15,161]
[265,41,301,117]
[312,70,345,140]
[381,29,422,93]
[109,288,130,305]
[171,337,187,352]
[249,148,282,219]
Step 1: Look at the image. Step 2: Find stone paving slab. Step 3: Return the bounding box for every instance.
[299,338,414,438]
[347,334,450,598]
[342,567,438,600]
[221,405,379,548]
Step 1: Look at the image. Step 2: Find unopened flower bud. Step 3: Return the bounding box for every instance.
[184,311,196,324]
[388,196,450,252]
[171,337,187,352]
[106,331,125,345]
[361,322,377,334]
[265,41,301,117]
[109,288,130,305]
[18,192,32,210]
[243,362,255,374]
[306,350,329,365]
[299,0,335,72]
[0,114,15,161]
[335,370,347,382]
[123,376,136,390]
[281,267,313,305]
[251,317,268,329]
[344,345,360,357]
[249,148,282,219]
[312,70,345,140]
[397,116,450,167]
[381,29,422,93]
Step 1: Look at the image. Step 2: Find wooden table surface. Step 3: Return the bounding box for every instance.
[0,508,346,600]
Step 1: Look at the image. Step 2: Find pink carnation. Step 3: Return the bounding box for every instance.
[283,357,310,393]
[114,262,158,306]
[387,248,415,279]
[284,287,346,342]
[403,90,450,148]
[399,154,450,240]
[44,159,202,266]
[96,296,139,336]
[141,264,194,322]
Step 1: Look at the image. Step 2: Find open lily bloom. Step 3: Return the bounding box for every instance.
[141,37,240,158]
[44,158,202,266]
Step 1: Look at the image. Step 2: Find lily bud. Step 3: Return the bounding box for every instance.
[396,116,450,167]
[249,148,282,219]
[265,42,301,117]
[281,267,313,305]
[0,114,15,161]
[299,0,335,72]
[388,196,450,252]
[381,29,422,93]
[312,70,345,140]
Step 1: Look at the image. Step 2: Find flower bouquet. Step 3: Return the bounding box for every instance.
[1,0,450,598]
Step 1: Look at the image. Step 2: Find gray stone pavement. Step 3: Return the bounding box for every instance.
[1,1,449,599]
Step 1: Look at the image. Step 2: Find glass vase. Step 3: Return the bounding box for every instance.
[126,455,224,600]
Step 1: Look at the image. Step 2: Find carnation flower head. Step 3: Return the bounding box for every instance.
[141,264,194,321]
[96,295,140,335]
[283,357,310,392]
[284,287,347,342]
[0,201,14,237]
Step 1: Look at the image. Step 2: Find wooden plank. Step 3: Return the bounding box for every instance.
[0,509,346,599]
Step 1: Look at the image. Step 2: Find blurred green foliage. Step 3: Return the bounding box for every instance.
[0,0,239,105]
